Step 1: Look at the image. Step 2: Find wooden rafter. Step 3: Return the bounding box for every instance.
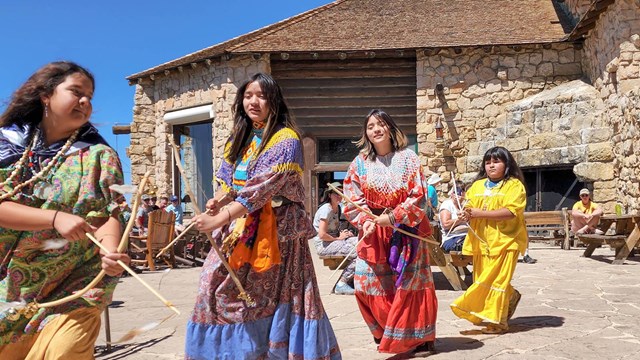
[568,0,616,41]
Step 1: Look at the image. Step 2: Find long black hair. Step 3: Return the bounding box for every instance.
[475,146,525,183]
[225,73,299,164]
[0,61,95,128]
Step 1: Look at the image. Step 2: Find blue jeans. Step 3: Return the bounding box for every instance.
[441,234,465,252]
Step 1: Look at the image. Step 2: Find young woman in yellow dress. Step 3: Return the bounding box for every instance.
[451,146,527,334]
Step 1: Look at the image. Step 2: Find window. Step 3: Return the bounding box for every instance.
[173,120,214,214]
[523,167,584,211]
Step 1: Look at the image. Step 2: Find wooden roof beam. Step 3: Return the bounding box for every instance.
[112,125,131,135]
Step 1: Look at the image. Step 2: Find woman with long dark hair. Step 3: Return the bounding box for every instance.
[343,109,438,355]
[0,61,128,357]
[188,73,340,359]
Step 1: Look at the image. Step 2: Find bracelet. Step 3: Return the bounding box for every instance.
[387,212,395,225]
[52,210,60,229]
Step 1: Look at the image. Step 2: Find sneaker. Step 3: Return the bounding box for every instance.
[334,282,355,295]
[523,255,537,264]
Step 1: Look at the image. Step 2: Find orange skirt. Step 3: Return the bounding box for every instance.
[0,307,101,360]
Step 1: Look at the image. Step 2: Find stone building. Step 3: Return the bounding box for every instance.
[123,0,640,215]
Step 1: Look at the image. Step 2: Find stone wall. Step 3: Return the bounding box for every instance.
[503,80,614,211]
[416,43,584,194]
[582,0,640,213]
[128,55,269,196]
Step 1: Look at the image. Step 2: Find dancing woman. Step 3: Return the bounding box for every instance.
[0,61,128,358]
[188,73,340,359]
[343,109,437,354]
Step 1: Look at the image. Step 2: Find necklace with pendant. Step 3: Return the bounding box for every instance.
[0,128,80,201]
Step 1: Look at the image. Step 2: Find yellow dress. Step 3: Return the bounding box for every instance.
[450,177,527,328]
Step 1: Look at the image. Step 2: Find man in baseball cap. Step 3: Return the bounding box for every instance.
[571,188,604,235]
[166,195,185,233]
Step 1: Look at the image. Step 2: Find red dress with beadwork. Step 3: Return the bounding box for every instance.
[343,148,438,354]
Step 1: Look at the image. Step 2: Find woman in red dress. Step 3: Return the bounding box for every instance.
[343,109,438,355]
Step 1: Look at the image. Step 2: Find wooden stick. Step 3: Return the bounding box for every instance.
[156,222,196,258]
[326,183,440,245]
[168,135,255,307]
[118,171,152,253]
[86,233,180,315]
[328,231,371,281]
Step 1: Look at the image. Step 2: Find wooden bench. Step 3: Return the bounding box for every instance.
[319,255,349,270]
[578,214,640,264]
[524,208,572,249]
[578,234,628,258]
[448,251,473,268]
[425,223,474,290]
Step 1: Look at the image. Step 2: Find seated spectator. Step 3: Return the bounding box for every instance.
[425,173,442,221]
[313,182,357,295]
[135,194,153,235]
[157,196,169,210]
[166,195,185,234]
[119,199,132,224]
[572,188,604,235]
[149,195,160,211]
[439,181,468,252]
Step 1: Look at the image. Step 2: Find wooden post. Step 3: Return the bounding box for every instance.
[562,207,571,250]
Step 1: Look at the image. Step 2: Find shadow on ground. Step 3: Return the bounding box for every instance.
[432,272,473,291]
[381,336,484,359]
[95,333,174,360]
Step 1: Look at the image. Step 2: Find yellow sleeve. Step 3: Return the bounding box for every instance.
[503,179,526,216]
[572,201,582,211]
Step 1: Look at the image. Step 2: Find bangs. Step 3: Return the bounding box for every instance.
[482,148,508,163]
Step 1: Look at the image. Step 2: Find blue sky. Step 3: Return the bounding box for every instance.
[0,0,330,183]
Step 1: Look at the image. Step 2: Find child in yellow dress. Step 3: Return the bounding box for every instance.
[450,146,527,334]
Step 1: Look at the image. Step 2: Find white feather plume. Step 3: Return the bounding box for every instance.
[0,299,26,315]
[40,239,69,251]
[109,184,138,195]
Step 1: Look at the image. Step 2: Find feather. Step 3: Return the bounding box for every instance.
[0,299,26,316]
[40,239,69,250]
[109,184,138,194]
[18,239,69,252]
[110,314,175,344]
[112,322,160,343]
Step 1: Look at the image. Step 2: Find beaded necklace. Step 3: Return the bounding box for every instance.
[0,128,80,201]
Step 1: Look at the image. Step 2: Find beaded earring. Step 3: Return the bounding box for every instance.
[44,103,49,118]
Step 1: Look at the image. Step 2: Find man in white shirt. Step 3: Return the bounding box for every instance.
[165,195,185,234]
[438,182,468,252]
[312,182,357,295]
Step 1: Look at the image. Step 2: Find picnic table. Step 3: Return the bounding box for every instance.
[578,214,640,264]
